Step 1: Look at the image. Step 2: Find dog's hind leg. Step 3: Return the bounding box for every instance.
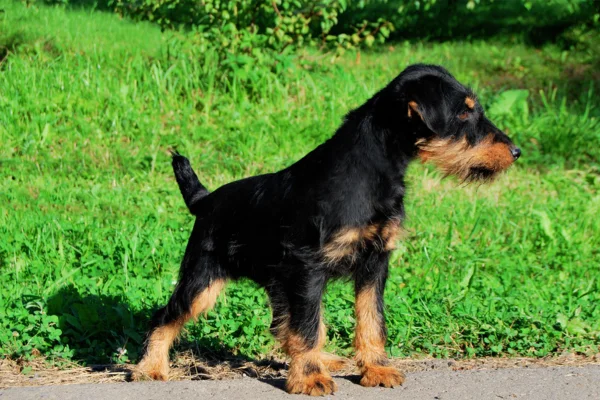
[353,252,404,388]
[133,248,226,381]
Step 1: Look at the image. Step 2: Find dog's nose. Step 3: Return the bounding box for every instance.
[511,147,521,160]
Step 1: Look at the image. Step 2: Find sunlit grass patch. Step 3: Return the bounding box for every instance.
[0,0,599,365]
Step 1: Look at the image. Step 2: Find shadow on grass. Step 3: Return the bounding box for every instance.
[47,286,150,365]
[0,32,27,65]
[481,62,600,99]
[46,286,286,381]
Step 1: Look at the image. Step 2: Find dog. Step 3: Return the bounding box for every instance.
[133,64,521,395]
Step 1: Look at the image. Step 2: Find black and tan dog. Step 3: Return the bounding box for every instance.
[133,64,521,395]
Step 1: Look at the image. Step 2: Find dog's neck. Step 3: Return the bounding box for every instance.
[340,93,420,174]
[289,95,420,223]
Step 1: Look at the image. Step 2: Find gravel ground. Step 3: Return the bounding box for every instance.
[2,365,599,400]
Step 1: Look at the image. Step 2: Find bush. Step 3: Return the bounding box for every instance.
[36,0,599,91]
[49,0,396,91]
[41,0,600,61]
[339,0,598,42]
[57,0,396,55]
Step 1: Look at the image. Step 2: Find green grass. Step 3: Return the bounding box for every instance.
[1,1,599,366]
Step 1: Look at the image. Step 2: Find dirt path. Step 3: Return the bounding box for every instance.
[2,353,599,388]
[1,365,599,399]
[1,354,599,399]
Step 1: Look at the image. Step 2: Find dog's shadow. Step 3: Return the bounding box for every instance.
[45,286,288,384]
[45,286,365,394]
[46,286,152,365]
[173,341,288,382]
[257,374,363,393]
[258,377,287,391]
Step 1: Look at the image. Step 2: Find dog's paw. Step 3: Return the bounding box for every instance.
[360,365,405,388]
[286,373,338,396]
[131,361,169,382]
[321,352,350,372]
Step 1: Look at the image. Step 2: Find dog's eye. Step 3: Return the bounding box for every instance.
[458,111,470,120]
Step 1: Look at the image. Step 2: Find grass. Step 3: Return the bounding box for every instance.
[1,1,599,367]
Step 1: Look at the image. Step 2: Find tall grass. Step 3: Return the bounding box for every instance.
[1,1,599,365]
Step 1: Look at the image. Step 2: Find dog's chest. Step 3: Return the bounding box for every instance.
[320,218,403,265]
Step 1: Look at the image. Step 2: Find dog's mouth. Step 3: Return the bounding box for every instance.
[466,166,497,181]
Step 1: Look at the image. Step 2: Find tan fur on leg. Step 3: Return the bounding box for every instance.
[133,279,226,381]
[286,349,338,396]
[321,352,349,372]
[354,285,405,388]
[277,317,337,396]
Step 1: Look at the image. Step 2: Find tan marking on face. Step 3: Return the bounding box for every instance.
[133,279,226,381]
[417,135,514,180]
[477,141,516,171]
[465,96,476,109]
[408,101,424,120]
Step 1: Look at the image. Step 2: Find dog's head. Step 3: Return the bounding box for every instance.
[393,64,520,181]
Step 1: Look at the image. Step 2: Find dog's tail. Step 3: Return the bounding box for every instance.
[170,150,209,215]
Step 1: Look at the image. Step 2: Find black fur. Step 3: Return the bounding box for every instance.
[171,150,209,214]
[143,64,519,376]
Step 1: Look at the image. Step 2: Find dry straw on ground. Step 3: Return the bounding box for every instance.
[2,351,599,388]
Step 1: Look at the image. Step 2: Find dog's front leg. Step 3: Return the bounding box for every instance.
[271,274,337,396]
[354,252,405,388]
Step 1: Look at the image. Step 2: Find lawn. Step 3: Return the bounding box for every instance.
[1,0,599,368]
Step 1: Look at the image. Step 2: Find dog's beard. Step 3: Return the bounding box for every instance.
[465,165,498,182]
[417,136,512,182]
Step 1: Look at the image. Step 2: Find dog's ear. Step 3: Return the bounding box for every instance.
[407,98,447,135]
[407,101,423,120]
